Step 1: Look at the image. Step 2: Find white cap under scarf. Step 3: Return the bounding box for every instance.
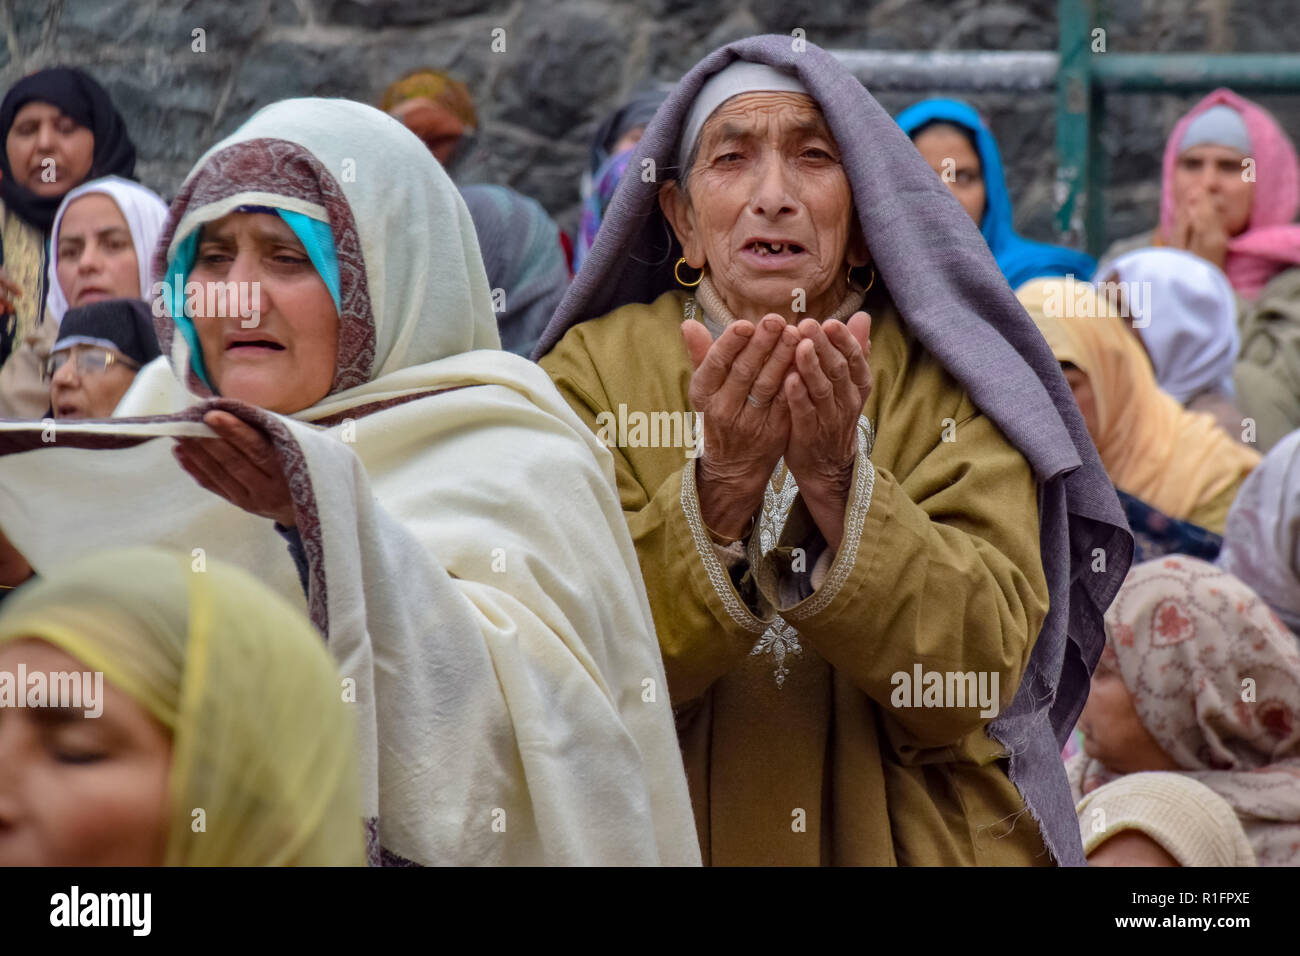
[1179,104,1252,156]
[676,61,810,173]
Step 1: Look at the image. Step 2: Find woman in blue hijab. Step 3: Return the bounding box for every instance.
[897,98,1096,287]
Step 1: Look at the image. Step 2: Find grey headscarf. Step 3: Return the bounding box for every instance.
[460,184,569,358]
[534,34,1133,866]
[1180,103,1252,155]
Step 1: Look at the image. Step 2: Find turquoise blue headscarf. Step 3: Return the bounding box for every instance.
[164,206,342,389]
[896,98,1096,288]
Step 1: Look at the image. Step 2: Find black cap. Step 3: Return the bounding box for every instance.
[54,298,162,367]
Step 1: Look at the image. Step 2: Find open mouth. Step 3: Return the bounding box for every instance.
[747,240,805,257]
[226,340,285,351]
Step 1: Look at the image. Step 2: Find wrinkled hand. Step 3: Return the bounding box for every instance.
[682,313,800,540]
[0,266,22,315]
[1170,190,1229,269]
[783,312,873,551]
[173,410,297,527]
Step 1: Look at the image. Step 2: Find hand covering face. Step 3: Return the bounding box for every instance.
[1159,88,1300,298]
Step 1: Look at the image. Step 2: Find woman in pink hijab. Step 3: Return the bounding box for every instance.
[1101,88,1300,298]
[1100,89,1300,451]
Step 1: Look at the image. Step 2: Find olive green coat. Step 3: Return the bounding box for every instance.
[541,288,1053,865]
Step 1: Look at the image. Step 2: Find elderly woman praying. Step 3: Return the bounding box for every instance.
[538,36,1132,867]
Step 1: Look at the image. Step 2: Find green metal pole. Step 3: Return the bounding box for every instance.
[1092,53,1300,91]
[1087,84,1107,260]
[1055,0,1095,253]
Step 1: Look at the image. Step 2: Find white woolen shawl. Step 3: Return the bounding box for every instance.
[0,99,700,866]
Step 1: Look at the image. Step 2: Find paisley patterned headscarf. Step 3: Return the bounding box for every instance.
[1071,556,1300,865]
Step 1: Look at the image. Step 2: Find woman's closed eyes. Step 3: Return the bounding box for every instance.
[11,116,79,138]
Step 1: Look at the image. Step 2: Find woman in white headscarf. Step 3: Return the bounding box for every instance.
[1097,246,1246,439]
[0,98,699,866]
[45,176,169,324]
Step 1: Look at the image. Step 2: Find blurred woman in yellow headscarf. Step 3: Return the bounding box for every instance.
[1017,277,1259,533]
[0,547,364,866]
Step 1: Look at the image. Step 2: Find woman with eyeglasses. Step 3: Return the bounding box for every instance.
[45,297,159,419]
[0,303,149,588]
[0,294,146,591]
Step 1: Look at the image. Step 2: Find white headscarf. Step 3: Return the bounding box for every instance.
[1100,246,1239,403]
[44,176,169,325]
[676,61,808,172]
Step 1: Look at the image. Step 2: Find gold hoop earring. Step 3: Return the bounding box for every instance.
[675,257,704,288]
[847,263,875,293]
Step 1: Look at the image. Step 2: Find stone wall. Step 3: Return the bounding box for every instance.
[3,0,1298,250]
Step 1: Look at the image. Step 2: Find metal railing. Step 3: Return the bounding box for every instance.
[831,0,1300,256]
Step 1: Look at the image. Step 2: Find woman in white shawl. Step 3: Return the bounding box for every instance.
[1096,246,1246,439]
[46,176,170,325]
[0,98,700,866]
